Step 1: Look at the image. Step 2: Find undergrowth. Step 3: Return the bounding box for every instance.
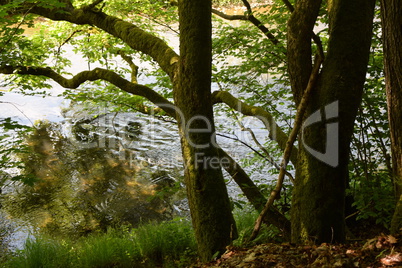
[1,218,197,268]
[1,208,279,267]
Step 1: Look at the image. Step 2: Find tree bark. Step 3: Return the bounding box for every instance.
[174,0,237,261]
[381,0,402,234]
[290,0,375,243]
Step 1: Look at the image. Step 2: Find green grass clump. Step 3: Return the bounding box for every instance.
[2,218,197,268]
[76,229,140,268]
[3,237,73,268]
[133,218,197,267]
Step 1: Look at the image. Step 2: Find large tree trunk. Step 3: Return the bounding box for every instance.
[381,0,402,234]
[174,0,237,261]
[289,0,376,243]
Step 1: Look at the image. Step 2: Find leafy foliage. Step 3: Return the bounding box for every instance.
[347,13,394,229]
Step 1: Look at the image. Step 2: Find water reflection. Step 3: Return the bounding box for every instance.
[2,110,186,238]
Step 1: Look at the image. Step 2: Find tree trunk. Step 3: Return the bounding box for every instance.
[381,0,402,234]
[289,0,376,243]
[174,0,237,261]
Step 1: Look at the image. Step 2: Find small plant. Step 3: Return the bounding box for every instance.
[76,228,139,268]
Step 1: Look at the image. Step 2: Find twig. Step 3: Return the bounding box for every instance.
[220,92,294,182]
[244,127,295,183]
[248,53,323,242]
[0,101,35,127]
[216,132,270,162]
[211,3,284,49]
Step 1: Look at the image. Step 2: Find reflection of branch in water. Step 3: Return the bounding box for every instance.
[0,101,35,127]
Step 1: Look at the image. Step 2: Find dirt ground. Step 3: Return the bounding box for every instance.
[193,234,402,267]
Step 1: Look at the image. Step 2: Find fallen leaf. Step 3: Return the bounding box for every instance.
[380,253,402,266]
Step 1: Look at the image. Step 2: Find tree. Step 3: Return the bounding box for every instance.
[381,0,402,234]
[288,0,376,243]
[0,0,385,259]
[174,0,237,260]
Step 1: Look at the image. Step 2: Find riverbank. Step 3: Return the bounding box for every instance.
[195,235,402,267]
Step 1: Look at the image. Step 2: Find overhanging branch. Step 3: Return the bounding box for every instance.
[0,65,176,117]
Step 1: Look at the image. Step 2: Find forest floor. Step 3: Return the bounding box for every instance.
[192,234,402,267]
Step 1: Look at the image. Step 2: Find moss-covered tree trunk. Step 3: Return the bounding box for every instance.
[381,0,402,234]
[289,0,376,243]
[174,0,237,261]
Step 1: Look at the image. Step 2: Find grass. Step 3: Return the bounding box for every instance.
[1,208,281,267]
[2,218,197,268]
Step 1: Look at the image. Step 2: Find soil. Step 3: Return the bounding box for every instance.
[192,234,402,267]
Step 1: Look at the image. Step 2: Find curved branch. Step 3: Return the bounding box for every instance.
[212,90,298,165]
[118,51,139,84]
[239,0,280,45]
[0,65,176,117]
[281,0,295,12]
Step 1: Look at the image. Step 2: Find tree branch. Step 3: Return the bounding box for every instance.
[211,9,248,21]
[211,90,298,165]
[0,65,176,117]
[282,0,325,62]
[83,0,104,11]
[244,127,295,183]
[211,6,284,49]
[281,0,295,12]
